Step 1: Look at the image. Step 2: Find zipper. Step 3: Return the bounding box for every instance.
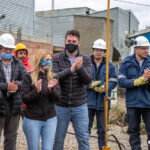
[65,58,72,107]
[69,77,72,107]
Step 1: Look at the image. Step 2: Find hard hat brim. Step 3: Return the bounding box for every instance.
[92,46,106,50]
[1,44,16,49]
[134,44,150,47]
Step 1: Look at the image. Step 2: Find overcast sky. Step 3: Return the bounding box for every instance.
[35,0,150,30]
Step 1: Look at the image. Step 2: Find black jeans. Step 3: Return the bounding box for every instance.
[0,112,20,150]
[88,108,105,150]
[127,108,150,150]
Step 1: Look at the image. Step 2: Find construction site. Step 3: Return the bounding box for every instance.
[0,0,150,150]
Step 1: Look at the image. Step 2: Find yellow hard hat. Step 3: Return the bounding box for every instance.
[14,43,28,52]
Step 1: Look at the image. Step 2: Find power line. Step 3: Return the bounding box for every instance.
[113,0,150,7]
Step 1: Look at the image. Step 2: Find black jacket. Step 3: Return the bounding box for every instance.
[21,72,60,121]
[0,56,26,115]
[146,79,150,92]
[52,50,92,107]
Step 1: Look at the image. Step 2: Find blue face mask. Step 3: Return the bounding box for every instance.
[40,60,52,70]
[1,52,13,60]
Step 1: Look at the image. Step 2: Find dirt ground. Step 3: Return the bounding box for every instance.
[0,122,148,150]
[0,98,148,150]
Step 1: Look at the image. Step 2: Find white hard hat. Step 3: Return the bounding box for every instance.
[92,39,106,50]
[0,33,16,49]
[134,36,150,47]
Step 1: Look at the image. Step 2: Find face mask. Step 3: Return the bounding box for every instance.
[1,52,13,60]
[40,60,52,70]
[65,43,78,53]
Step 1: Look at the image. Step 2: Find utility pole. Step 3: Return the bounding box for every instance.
[52,0,54,10]
[50,0,54,52]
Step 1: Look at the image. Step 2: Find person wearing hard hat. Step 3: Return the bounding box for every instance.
[13,43,33,72]
[13,43,33,114]
[118,36,150,150]
[87,39,117,150]
[0,33,26,150]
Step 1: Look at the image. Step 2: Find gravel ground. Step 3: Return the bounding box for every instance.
[0,98,148,150]
[0,120,148,150]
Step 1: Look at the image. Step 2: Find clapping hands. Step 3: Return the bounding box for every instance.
[143,69,150,81]
[70,56,83,73]
[8,80,18,93]
[48,79,58,91]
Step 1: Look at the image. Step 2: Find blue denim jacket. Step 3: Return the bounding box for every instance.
[118,54,150,108]
[87,56,117,110]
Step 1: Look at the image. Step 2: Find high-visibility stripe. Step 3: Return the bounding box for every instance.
[118,75,126,79]
[109,78,117,82]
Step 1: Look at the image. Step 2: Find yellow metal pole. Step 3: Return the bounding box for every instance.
[102,0,111,149]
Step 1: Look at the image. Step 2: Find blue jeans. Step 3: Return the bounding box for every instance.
[127,108,150,150]
[88,108,105,150]
[23,117,57,150]
[53,103,90,150]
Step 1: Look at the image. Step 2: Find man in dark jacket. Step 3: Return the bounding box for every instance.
[52,30,92,150]
[118,36,150,150]
[87,39,117,150]
[0,33,26,150]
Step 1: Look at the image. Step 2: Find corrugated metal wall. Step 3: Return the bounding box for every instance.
[36,7,96,18]
[34,17,52,37]
[90,9,119,53]
[0,0,34,35]
[118,9,139,59]
[34,7,96,39]
[34,15,74,47]
[52,16,74,47]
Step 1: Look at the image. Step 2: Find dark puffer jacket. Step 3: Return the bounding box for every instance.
[21,72,61,121]
[0,56,26,115]
[52,50,92,107]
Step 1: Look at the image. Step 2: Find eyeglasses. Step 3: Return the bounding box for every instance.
[94,49,106,52]
[136,47,149,50]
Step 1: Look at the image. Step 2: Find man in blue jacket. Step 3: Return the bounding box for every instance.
[118,36,150,150]
[87,39,117,150]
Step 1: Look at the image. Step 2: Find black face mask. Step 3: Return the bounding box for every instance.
[65,43,78,53]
